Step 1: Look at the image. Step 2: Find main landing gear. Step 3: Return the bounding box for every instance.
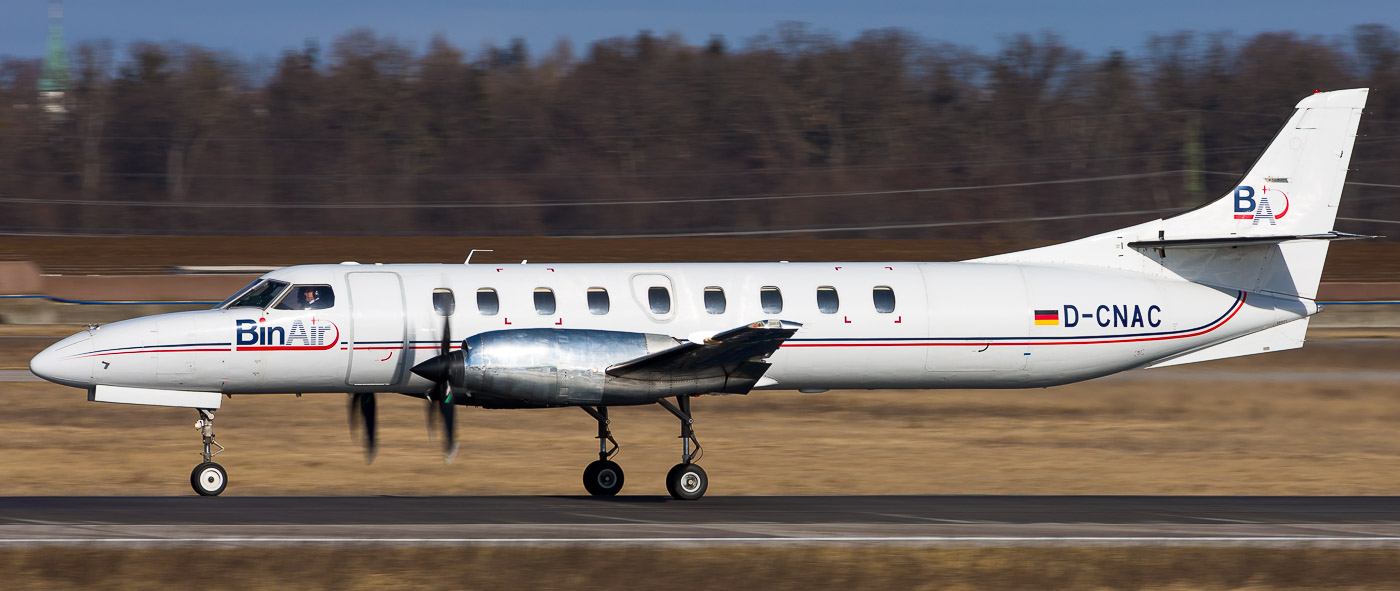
[579,395,708,500]
[190,408,227,496]
[580,406,624,496]
[658,395,707,500]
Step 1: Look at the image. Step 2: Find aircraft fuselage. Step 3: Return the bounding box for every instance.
[34,260,1313,399]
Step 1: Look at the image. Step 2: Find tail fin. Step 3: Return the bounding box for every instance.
[1168,88,1367,238]
[978,88,1369,299]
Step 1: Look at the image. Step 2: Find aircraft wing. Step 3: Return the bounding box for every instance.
[605,320,801,392]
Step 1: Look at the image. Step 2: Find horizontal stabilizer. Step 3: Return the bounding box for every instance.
[607,320,800,381]
[1127,231,1376,250]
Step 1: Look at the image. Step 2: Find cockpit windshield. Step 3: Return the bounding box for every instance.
[217,280,290,310]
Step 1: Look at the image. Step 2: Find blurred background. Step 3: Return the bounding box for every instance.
[4,3,1400,587]
[0,1,1398,240]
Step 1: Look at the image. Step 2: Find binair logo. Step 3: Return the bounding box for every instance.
[235,318,339,351]
[1232,185,1290,225]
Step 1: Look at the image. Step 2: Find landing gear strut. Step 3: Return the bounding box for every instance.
[580,406,624,496]
[190,408,227,496]
[658,395,707,500]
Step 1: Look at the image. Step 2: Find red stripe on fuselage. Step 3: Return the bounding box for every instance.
[783,293,1245,348]
[71,348,232,359]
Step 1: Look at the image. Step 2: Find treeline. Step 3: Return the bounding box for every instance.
[1,24,1399,239]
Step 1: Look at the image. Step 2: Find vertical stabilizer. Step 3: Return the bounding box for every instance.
[977,89,1368,300]
[1164,88,1367,239]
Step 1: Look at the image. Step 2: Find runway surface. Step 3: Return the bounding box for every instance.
[4,495,1400,545]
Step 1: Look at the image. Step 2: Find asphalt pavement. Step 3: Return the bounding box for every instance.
[3,495,1400,545]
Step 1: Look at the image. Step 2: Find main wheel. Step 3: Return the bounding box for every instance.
[583,460,625,496]
[191,462,227,496]
[665,463,707,500]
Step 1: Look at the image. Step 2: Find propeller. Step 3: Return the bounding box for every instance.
[422,314,459,464]
[348,287,462,465]
[347,391,378,464]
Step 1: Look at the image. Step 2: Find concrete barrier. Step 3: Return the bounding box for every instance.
[0,262,43,294]
[1317,283,1400,302]
[40,274,257,302]
[0,259,256,303]
[0,300,208,324]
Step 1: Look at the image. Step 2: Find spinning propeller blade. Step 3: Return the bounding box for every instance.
[420,314,460,463]
[348,392,378,464]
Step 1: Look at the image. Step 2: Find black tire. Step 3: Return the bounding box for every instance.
[665,463,707,500]
[583,460,625,496]
[191,462,228,497]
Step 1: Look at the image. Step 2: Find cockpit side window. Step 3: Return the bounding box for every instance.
[222,280,289,309]
[274,284,336,310]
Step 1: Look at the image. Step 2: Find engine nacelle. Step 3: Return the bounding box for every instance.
[459,329,731,407]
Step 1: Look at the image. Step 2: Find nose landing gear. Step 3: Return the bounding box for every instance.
[190,408,227,496]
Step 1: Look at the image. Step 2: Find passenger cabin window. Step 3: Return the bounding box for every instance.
[274,284,335,310]
[760,286,783,314]
[816,286,839,314]
[587,287,610,315]
[477,288,499,315]
[432,288,455,316]
[648,286,671,314]
[223,279,289,310]
[873,286,896,313]
[534,288,556,315]
[704,287,726,314]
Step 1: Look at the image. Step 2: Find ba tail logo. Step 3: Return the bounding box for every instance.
[235,318,340,351]
[1232,185,1290,226]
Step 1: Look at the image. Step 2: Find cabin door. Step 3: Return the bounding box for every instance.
[346,272,407,386]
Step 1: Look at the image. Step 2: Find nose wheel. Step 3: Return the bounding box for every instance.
[190,408,228,496]
[191,462,227,496]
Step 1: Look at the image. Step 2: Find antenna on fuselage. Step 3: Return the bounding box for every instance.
[464,249,493,264]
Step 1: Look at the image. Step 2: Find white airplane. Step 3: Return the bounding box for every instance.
[30,88,1370,499]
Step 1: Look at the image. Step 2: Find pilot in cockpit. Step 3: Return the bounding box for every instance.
[299,286,329,310]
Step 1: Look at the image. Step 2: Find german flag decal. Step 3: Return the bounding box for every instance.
[1034,309,1059,326]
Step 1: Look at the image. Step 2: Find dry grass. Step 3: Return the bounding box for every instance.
[3,546,1400,590]
[3,339,1400,496]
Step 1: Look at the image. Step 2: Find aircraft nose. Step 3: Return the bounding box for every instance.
[29,332,94,388]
